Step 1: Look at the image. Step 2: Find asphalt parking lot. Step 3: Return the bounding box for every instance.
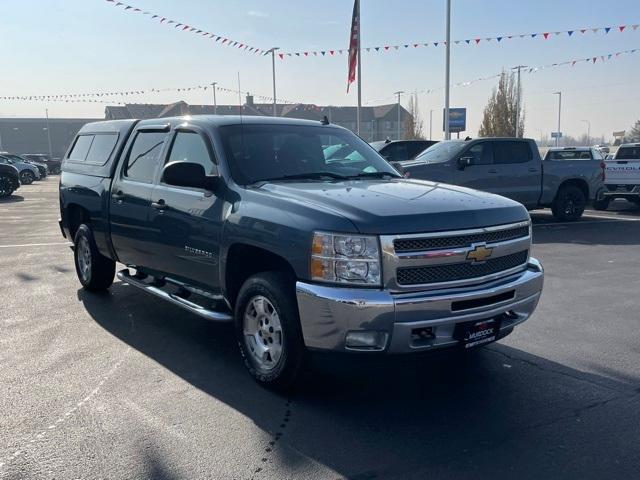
[1,177,639,480]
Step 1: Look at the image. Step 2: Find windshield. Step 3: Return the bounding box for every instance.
[414,141,466,164]
[219,124,399,184]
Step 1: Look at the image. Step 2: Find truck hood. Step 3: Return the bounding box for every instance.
[259,178,529,234]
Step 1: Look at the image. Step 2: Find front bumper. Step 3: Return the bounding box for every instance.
[296,258,543,354]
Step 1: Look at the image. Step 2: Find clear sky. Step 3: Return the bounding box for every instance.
[2,0,639,140]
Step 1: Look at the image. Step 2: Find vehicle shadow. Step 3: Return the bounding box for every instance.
[77,283,640,480]
[0,195,25,203]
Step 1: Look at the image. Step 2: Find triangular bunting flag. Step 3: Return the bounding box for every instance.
[465,39,470,44]
[619,25,626,32]
[604,27,611,33]
[543,32,549,39]
[497,37,502,42]
[568,30,574,36]
[475,38,480,44]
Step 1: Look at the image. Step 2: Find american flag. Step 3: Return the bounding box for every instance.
[347,0,359,93]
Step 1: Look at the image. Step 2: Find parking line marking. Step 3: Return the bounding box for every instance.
[0,242,70,248]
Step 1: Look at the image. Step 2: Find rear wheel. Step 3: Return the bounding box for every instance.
[73,224,115,292]
[0,174,15,198]
[235,271,305,390]
[19,170,35,185]
[552,185,586,221]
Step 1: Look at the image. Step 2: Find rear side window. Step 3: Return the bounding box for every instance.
[616,147,640,159]
[547,150,591,160]
[68,135,94,162]
[85,134,118,165]
[166,131,215,175]
[493,141,532,164]
[124,131,167,183]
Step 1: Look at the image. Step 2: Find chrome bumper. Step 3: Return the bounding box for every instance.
[296,258,544,353]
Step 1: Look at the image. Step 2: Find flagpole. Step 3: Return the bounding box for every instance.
[356,0,361,136]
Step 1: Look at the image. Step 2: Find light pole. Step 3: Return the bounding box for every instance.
[429,109,433,140]
[265,47,279,117]
[211,82,217,114]
[45,109,53,160]
[512,65,527,137]
[393,91,404,140]
[581,119,591,145]
[553,91,562,147]
[444,0,451,140]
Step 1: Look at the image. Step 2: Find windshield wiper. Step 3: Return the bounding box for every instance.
[258,172,350,182]
[345,171,399,179]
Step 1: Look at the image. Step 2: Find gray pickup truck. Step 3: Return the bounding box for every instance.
[397,138,604,221]
[59,116,544,389]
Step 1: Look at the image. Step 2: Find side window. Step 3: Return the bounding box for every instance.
[166,131,215,174]
[493,141,533,164]
[383,143,409,162]
[68,135,94,162]
[85,134,118,165]
[124,131,167,183]
[591,149,603,160]
[465,143,493,165]
[407,142,428,159]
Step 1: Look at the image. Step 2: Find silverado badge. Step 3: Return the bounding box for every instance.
[466,244,493,263]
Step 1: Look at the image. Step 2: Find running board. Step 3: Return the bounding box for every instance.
[116,269,233,322]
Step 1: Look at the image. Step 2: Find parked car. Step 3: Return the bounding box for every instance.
[0,155,40,184]
[370,139,438,162]
[398,138,604,221]
[594,143,640,210]
[0,163,20,198]
[7,154,48,178]
[594,144,610,154]
[59,117,543,389]
[22,154,61,174]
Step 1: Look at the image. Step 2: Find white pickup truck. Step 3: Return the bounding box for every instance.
[594,143,640,210]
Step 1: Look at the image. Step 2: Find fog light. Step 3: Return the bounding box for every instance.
[345,331,388,350]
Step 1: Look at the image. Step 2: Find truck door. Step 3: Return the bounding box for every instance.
[456,141,498,193]
[147,126,224,292]
[110,126,170,268]
[491,141,541,207]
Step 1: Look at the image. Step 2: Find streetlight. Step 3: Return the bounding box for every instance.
[393,91,404,140]
[265,47,279,117]
[553,91,562,147]
[581,119,591,145]
[211,82,217,114]
[444,0,451,140]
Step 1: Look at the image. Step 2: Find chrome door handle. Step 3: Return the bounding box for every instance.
[151,200,168,211]
[112,191,125,201]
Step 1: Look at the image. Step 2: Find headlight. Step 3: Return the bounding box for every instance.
[310,232,381,285]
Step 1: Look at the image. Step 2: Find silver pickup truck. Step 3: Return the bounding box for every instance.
[397,139,605,221]
[594,143,640,210]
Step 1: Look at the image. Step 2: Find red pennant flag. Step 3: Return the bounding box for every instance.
[474,38,481,44]
[330,50,335,55]
[543,32,549,39]
[580,29,586,33]
[592,57,597,63]
[619,25,626,32]
[346,0,359,93]
[571,60,577,66]
[304,52,309,56]
[384,46,390,50]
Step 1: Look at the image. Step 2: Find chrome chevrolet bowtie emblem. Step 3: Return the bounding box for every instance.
[466,244,493,263]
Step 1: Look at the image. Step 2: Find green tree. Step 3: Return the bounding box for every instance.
[478,71,525,138]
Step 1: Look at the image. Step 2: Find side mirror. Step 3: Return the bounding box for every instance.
[162,161,217,190]
[457,156,474,170]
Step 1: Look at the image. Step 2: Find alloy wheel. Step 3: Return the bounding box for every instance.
[243,295,284,372]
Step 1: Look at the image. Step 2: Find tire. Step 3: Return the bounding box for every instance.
[20,170,35,185]
[592,197,610,211]
[627,197,640,206]
[0,174,15,198]
[234,271,306,390]
[552,185,586,221]
[73,224,116,292]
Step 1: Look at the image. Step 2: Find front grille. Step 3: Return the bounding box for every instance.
[396,250,528,286]
[394,225,529,253]
[606,184,637,192]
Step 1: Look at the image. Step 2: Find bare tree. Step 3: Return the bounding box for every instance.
[478,71,525,138]
[626,120,640,142]
[404,93,425,140]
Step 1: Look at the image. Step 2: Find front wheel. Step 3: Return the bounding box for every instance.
[0,174,16,198]
[73,224,115,292]
[235,272,306,390]
[552,185,586,221]
[20,170,35,185]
